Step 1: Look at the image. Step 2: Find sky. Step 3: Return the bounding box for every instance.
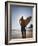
[10,5,33,30]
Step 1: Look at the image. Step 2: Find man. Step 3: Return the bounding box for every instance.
[19,16,32,38]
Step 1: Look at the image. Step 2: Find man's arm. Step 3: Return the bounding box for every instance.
[25,16,32,26]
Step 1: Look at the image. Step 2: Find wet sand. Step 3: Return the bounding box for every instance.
[10,29,33,39]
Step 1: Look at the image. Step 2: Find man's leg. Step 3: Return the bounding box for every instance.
[22,31,23,38]
[23,31,26,38]
[23,27,26,38]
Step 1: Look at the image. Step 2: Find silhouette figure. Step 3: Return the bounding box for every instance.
[19,16,32,38]
[29,24,33,28]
